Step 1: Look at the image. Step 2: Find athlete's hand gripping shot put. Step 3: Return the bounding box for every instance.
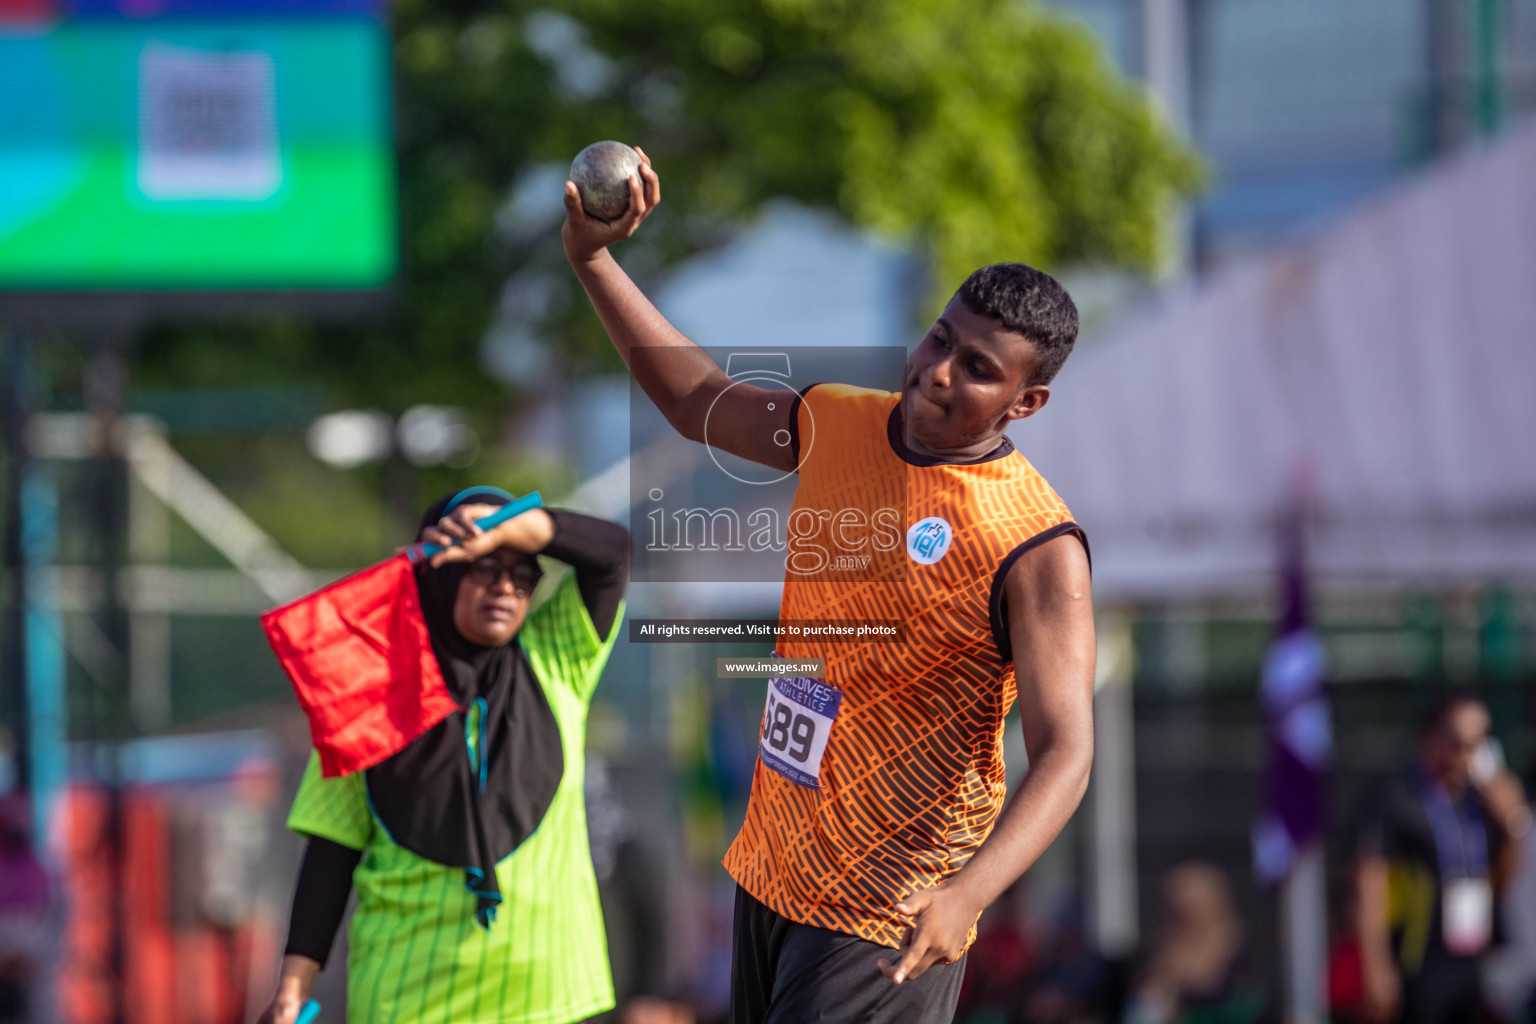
[563,150,1095,1024]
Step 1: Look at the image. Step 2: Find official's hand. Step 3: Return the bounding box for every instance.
[421,502,497,566]
[1478,767,1529,832]
[256,955,318,1024]
[876,882,982,984]
[255,993,306,1024]
[423,503,555,567]
[562,147,660,265]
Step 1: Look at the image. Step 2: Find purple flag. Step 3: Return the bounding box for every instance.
[1253,503,1331,883]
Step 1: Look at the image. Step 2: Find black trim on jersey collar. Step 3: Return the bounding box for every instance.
[887,404,1016,467]
[988,523,1092,663]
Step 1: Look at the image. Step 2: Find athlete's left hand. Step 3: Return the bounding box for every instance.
[878,882,983,984]
[563,146,660,266]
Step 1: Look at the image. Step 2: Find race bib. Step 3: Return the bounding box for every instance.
[1443,877,1492,955]
[759,672,842,789]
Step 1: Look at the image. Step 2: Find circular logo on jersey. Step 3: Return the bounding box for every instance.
[906,517,953,565]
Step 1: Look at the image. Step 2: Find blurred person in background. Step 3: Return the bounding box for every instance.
[955,881,1038,1023]
[0,795,53,1024]
[1483,803,1536,1022]
[1353,691,1530,1024]
[621,996,698,1024]
[257,492,631,1024]
[1122,861,1262,1024]
[1016,899,1106,1024]
[1328,862,1371,1020]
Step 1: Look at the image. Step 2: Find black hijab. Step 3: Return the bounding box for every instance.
[363,488,565,928]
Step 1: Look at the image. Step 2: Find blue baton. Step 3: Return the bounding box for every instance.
[406,491,544,563]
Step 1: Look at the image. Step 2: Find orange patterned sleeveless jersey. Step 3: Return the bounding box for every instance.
[722,383,1085,950]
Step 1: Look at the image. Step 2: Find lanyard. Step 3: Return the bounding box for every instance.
[1421,778,1489,880]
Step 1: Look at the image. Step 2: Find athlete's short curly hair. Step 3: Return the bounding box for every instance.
[956,263,1079,387]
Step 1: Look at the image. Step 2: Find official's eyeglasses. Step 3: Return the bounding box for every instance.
[466,558,542,595]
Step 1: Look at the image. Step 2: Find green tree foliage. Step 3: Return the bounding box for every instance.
[140,0,1199,413]
[565,0,1200,305]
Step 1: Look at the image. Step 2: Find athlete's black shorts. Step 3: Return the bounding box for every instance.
[730,885,967,1024]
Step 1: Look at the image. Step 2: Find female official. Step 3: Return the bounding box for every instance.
[258,490,630,1024]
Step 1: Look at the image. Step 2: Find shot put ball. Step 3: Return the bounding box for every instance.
[569,141,642,222]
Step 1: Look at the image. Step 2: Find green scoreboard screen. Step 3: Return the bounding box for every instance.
[0,0,396,293]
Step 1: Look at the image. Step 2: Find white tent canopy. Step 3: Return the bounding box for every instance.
[1013,121,1536,601]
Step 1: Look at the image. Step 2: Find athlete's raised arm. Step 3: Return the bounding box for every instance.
[561,150,795,473]
[880,532,1096,984]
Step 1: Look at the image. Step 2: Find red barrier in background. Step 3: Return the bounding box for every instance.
[54,753,280,1024]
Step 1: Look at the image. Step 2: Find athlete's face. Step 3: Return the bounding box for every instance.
[452,549,540,647]
[901,297,1051,458]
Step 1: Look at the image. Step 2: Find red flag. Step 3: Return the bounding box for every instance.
[262,554,457,778]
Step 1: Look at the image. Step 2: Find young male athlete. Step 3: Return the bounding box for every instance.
[564,151,1096,1023]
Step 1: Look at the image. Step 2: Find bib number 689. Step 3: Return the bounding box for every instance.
[763,692,816,763]
[757,672,841,789]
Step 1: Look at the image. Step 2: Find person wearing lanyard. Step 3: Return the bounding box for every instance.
[1354,692,1531,1024]
[256,490,632,1024]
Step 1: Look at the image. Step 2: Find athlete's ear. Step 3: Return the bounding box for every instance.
[1006,385,1050,422]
